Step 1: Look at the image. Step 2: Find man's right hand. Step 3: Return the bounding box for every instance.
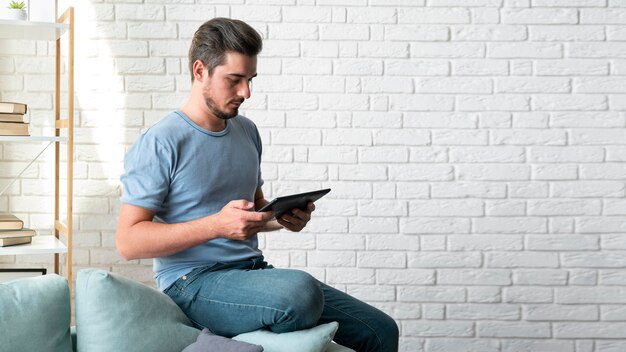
[212,200,273,241]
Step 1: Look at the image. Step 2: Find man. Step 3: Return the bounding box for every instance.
[116,17,399,352]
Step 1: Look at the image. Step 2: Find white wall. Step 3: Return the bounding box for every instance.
[2,0,626,351]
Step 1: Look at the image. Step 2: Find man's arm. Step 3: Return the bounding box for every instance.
[116,200,273,260]
[254,187,315,233]
[254,187,284,232]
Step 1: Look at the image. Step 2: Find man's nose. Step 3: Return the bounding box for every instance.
[238,80,251,99]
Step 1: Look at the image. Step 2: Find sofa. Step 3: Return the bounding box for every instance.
[0,269,354,352]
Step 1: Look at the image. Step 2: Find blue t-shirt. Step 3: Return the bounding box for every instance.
[121,111,264,290]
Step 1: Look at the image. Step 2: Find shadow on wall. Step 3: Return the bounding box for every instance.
[70,0,145,279]
[71,0,193,283]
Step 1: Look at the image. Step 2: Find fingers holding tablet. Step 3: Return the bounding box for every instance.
[258,189,329,221]
[277,201,315,232]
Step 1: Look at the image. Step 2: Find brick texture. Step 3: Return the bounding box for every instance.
[1,1,626,351]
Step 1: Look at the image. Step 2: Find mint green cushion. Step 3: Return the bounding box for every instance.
[0,274,72,352]
[75,269,201,352]
[233,322,339,352]
[326,342,356,352]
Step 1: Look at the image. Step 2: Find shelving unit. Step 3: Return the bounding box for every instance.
[0,8,74,288]
[0,136,68,142]
[0,19,67,40]
[0,236,68,256]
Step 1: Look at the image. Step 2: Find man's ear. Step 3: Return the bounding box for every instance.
[192,60,206,82]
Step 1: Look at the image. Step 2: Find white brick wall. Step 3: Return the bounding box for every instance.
[2,0,626,350]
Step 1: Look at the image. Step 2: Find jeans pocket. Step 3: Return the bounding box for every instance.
[180,263,222,289]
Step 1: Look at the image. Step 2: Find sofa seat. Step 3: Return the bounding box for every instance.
[1,270,354,352]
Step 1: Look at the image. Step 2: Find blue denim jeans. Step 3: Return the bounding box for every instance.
[164,257,399,352]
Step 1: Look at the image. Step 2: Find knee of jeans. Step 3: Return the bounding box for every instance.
[386,315,400,345]
[351,310,399,352]
[277,271,324,331]
[373,313,400,352]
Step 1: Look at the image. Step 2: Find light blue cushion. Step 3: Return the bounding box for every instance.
[233,322,339,352]
[0,274,72,352]
[75,268,201,352]
[183,328,263,352]
[326,342,356,352]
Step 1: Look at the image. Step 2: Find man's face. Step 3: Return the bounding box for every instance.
[201,52,257,120]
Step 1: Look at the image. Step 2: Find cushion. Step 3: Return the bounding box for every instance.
[326,342,356,352]
[0,274,72,352]
[75,268,201,352]
[183,328,263,352]
[233,322,339,352]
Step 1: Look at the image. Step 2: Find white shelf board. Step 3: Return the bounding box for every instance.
[0,19,68,40]
[0,135,67,142]
[0,236,67,255]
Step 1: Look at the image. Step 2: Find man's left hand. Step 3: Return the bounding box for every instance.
[278,202,315,232]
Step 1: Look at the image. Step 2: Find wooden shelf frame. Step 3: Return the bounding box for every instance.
[0,8,74,289]
[54,7,74,288]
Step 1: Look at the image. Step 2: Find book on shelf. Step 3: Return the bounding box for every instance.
[0,102,27,115]
[0,236,32,247]
[0,214,24,230]
[0,228,36,239]
[0,113,25,123]
[0,122,29,136]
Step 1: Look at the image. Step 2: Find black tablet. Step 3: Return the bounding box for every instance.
[257,188,331,220]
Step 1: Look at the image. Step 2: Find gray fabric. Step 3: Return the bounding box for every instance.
[183,329,263,352]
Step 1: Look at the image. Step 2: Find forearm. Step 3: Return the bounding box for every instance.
[117,200,272,260]
[117,213,219,260]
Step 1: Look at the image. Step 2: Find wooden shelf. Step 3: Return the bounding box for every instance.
[0,19,68,40]
[0,236,67,256]
[0,136,68,142]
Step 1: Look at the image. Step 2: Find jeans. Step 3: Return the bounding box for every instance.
[164,257,399,352]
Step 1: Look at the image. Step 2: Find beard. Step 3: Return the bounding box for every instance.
[203,95,238,120]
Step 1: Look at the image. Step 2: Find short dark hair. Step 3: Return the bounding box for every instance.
[188,17,263,82]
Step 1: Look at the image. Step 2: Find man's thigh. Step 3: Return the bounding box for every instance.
[166,266,323,337]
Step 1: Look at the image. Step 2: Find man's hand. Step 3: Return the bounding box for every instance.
[213,200,274,240]
[277,202,315,232]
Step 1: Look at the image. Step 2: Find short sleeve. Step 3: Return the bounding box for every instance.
[252,122,264,188]
[121,133,174,212]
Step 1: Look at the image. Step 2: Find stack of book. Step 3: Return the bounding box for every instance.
[0,214,36,247]
[0,102,29,136]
